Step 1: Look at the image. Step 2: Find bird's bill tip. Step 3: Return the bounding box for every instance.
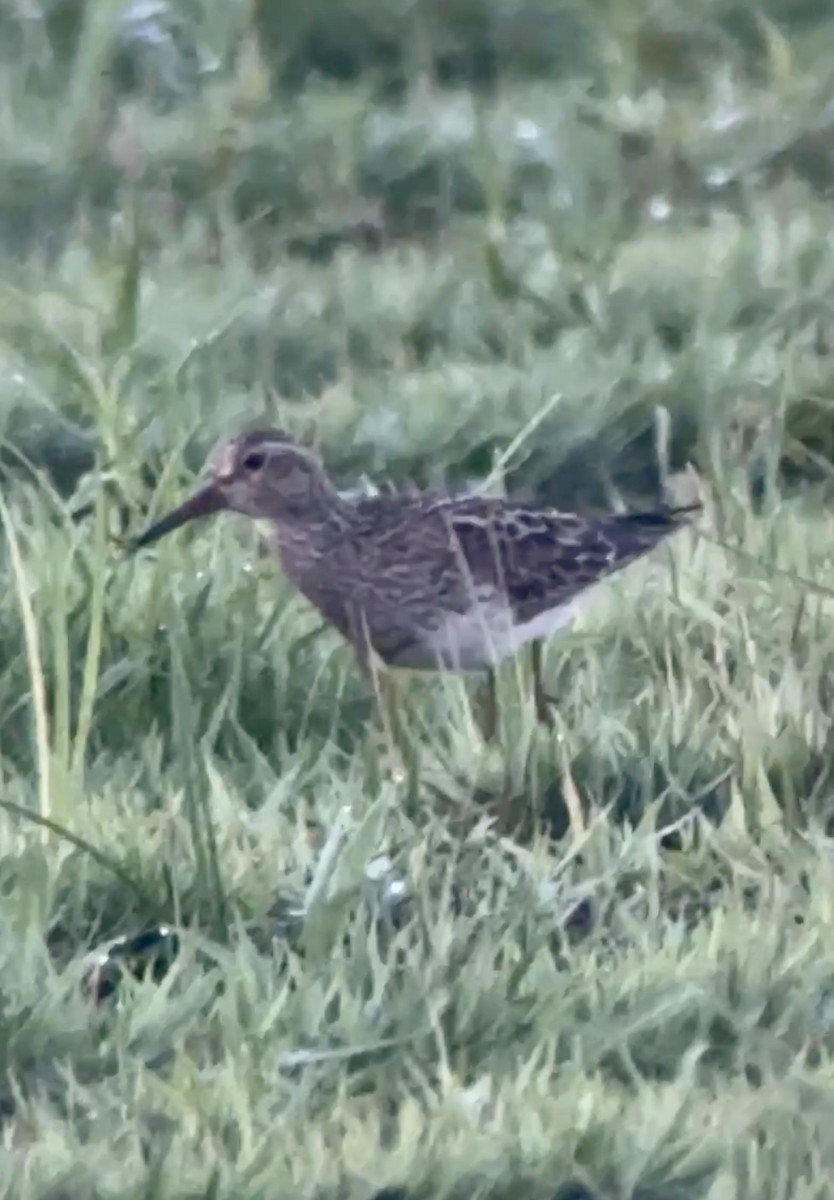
[130,484,228,551]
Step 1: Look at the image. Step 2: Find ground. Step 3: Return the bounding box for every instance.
[2,1,834,1197]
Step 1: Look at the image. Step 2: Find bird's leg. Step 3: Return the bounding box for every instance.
[531,640,556,728]
[352,612,394,735]
[353,625,408,780]
[480,667,499,742]
[376,672,415,785]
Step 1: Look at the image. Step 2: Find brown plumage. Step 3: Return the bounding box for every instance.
[131,428,699,737]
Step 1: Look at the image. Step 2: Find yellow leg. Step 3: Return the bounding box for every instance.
[368,666,407,782]
[353,626,401,743]
[350,616,411,782]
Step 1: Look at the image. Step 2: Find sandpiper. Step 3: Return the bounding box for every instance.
[131,428,699,738]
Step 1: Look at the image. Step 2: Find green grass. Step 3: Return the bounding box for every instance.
[4,1,834,1197]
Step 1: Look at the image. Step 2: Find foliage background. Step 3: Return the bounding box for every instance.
[2,0,834,1197]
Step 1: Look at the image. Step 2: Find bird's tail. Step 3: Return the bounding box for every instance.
[664,500,703,521]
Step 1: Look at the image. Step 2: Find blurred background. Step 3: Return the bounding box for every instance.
[4,4,834,1195]
[3,0,834,511]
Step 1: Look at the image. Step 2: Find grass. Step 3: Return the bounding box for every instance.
[4,0,834,1196]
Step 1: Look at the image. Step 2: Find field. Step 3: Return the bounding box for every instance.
[4,1,834,1196]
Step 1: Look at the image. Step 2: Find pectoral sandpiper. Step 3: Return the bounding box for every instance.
[130,429,699,739]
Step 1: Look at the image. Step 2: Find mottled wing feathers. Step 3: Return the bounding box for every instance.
[441,500,697,624]
[294,490,697,668]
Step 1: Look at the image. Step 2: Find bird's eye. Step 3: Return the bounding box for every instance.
[242,451,266,471]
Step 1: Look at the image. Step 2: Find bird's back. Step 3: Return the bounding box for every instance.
[268,489,698,672]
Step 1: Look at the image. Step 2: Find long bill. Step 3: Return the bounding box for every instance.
[130,483,229,550]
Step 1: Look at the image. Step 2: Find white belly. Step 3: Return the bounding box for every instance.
[422,592,589,672]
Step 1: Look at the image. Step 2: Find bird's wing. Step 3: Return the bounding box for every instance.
[439,498,698,623]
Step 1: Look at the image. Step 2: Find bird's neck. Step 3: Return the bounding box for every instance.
[265,480,352,523]
[262,499,354,581]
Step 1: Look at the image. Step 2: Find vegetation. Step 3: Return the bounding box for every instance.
[3,0,834,1195]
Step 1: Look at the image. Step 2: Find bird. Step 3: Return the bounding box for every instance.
[129,428,700,741]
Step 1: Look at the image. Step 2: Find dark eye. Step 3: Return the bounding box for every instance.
[242,451,266,471]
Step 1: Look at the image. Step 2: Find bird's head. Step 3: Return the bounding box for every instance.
[131,429,338,549]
